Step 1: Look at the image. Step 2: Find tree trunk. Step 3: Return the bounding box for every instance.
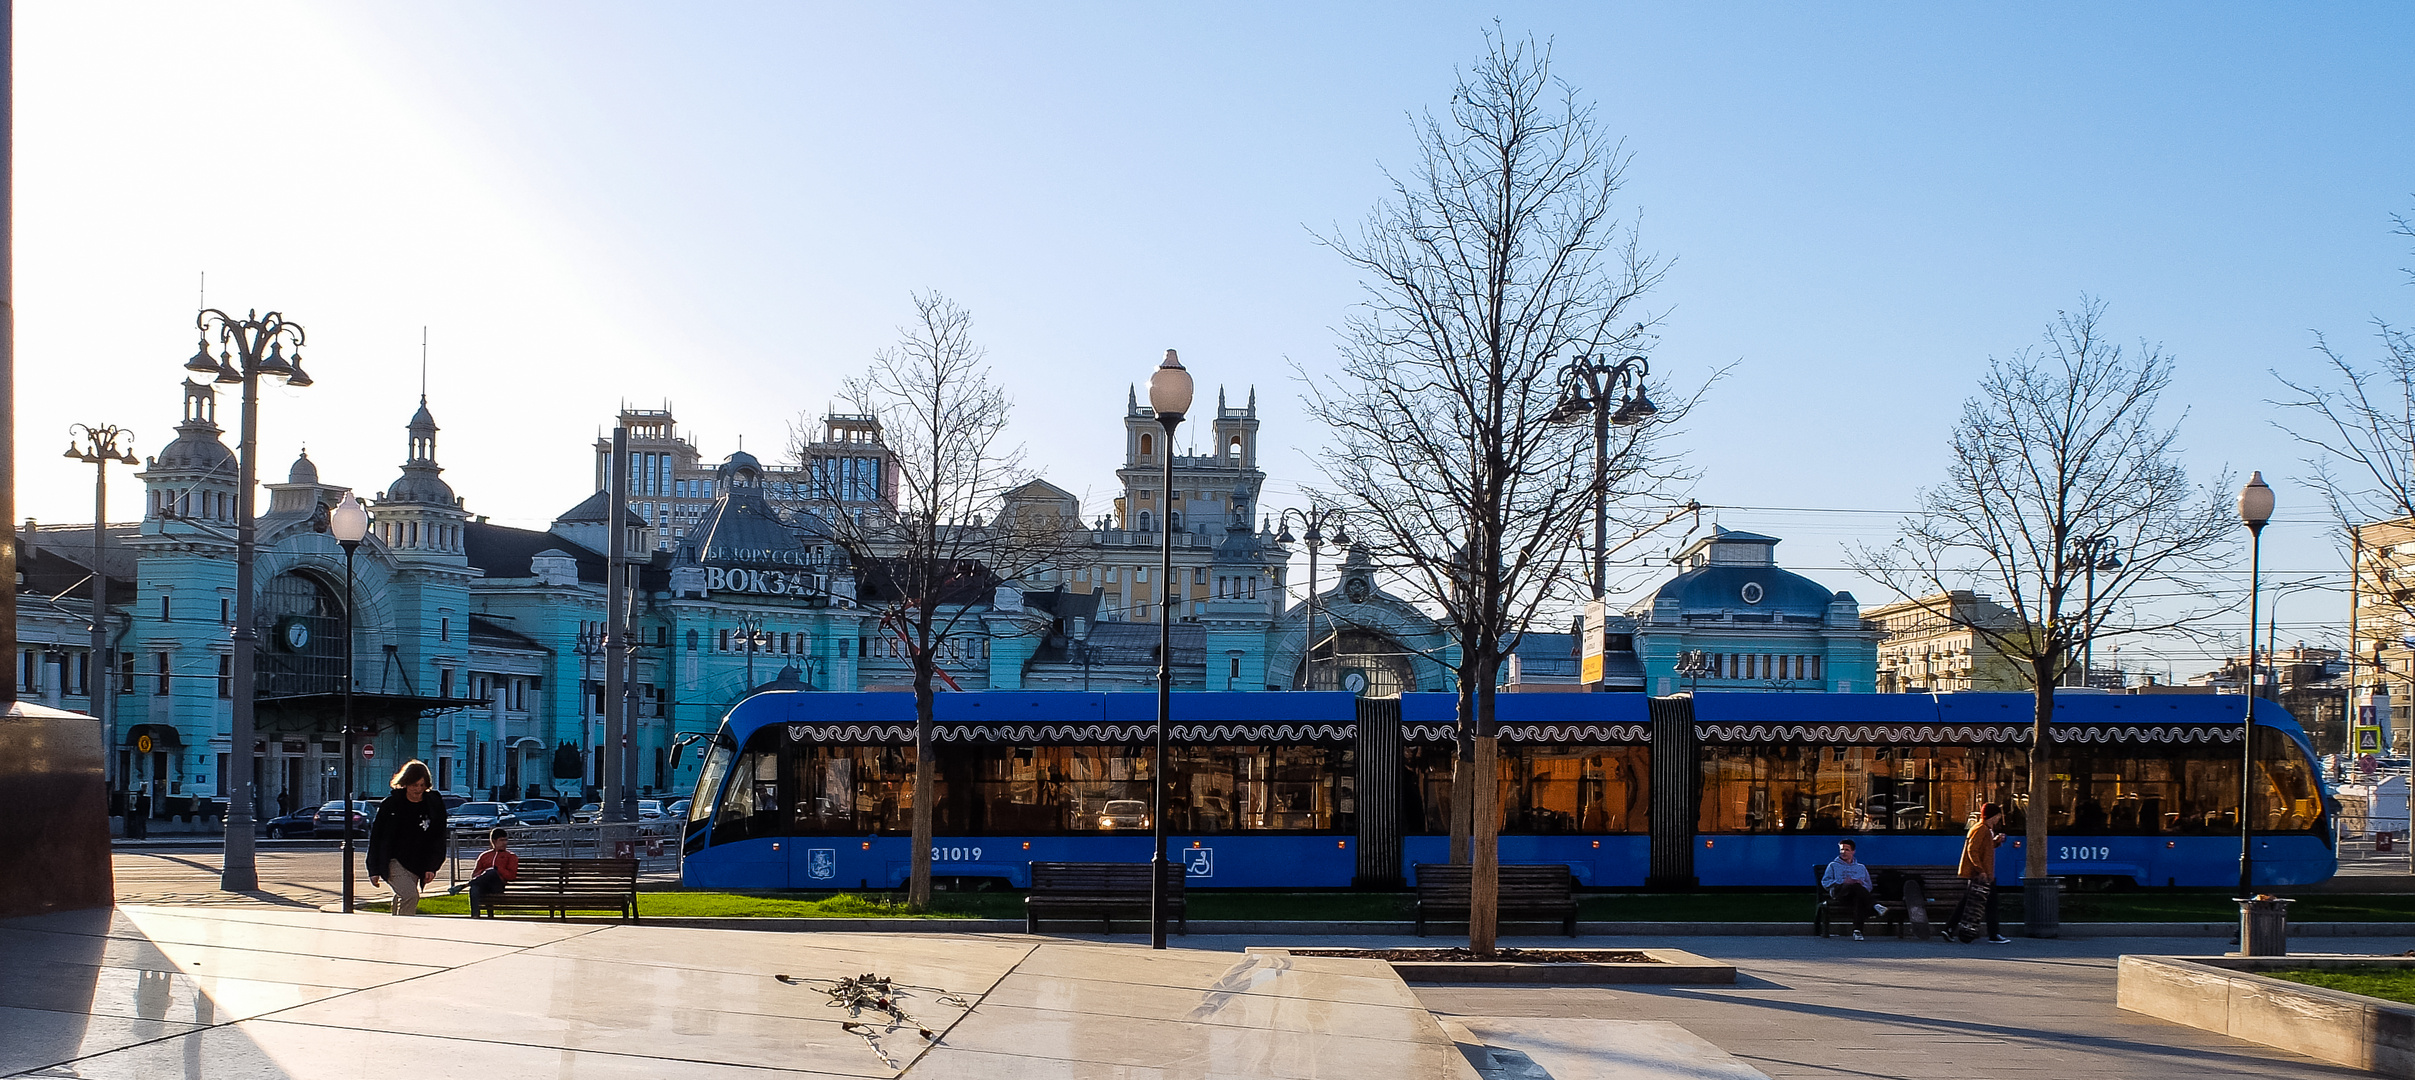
[908,662,936,910]
[1448,679,1475,865]
[2026,667,2051,879]
[1469,731,1500,957]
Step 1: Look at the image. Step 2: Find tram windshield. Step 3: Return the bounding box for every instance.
[1695,728,2326,835]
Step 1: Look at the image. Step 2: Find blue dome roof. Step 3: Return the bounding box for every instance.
[1651,564,1839,617]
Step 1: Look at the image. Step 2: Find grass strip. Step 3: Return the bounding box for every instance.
[2264,966,2415,1006]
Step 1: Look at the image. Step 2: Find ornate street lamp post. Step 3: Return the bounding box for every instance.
[1676,649,1710,694]
[329,493,369,912]
[188,309,313,892]
[2236,473,2274,899]
[64,425,139,792]
[1146,349,1193,951]
[1275,507,1350,690]
[2074,536,2121,688]
[1546,353,1656,600]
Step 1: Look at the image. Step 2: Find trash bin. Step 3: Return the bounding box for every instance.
[2381,832,2397,853]
[2238,896,2291,956]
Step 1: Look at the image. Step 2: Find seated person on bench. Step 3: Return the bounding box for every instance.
[1823,839,1886,939]
[465,828,518,909]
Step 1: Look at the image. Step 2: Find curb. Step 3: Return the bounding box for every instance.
[400,917,2415,937]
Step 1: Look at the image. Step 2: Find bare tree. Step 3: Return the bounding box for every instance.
[1853,298,2235,932]
[787,291,1081,909]
[2272,209,2415,672]
[1304,32,1695,956]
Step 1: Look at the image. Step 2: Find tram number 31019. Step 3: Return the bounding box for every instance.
[930,846,984,862]
[2056,845,2112,861]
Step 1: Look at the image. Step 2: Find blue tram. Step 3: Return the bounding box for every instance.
[679,689,2336,891]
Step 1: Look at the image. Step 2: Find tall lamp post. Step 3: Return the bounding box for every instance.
[2237,472,2274,898]
[329,493,369,913]
[1546,353,1656,600]
[64,425,139,792]
[2074,536,2120,688]
[1275,507,1350,689]
[573,628,603,799]
[1146,348,1193,951]
[189,308,313,892]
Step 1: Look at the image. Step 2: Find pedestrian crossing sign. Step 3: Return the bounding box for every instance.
[2357,726,2384,754]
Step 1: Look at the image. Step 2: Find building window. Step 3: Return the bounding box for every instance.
[156,653,170,695]
[440,618,450,642]
[216,656,231,698]
[686,629,699,651]
[120,654,135,694]
[160,596,171,622]
[719,629,731,651]
[439,669,453,699]
[220,598,230,624]
[1139,432,1154,457]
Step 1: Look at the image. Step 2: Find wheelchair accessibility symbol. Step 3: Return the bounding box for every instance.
[1181,848,1213,879]
[807,848,837,881]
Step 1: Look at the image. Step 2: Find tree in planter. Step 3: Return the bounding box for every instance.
[1303,32,1696,955]
[786,291,1081,909]
[1852,298,2235,933]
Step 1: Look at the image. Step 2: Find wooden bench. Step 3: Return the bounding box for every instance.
[469,857,640,922]
[1024,861,1186,934]
[1811,863,1969,938]
[1412,863,1579,937]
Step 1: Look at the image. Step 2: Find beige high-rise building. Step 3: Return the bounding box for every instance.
[1864,590,2031,693]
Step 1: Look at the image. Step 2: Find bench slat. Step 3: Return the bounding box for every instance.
[1025,861,1186,935]
[472,857,639,923]
[1410,864,1578,938]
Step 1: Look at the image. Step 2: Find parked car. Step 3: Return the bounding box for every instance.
[637,799,664,822]
[1098,799,1150,830]
[451,801,520,834]
[662,798,691,822]
[311,800,378,838]
[571,802,603,824]
[438,792,469,810]
[510,799,563,826]
[259,808,318,839]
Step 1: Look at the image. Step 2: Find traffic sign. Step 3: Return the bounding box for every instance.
[361,743,376,759]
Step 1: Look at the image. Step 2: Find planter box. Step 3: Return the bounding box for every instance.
[2119,954,2415,1075]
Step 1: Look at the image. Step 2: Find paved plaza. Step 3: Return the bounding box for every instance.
[20,849,2412,1078]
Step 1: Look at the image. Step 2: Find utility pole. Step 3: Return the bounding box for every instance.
[603,426,629,823]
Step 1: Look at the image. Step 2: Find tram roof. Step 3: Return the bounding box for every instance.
[720,689,1359,738]
[1394,692,1651,724]
[1690,690,2301,731]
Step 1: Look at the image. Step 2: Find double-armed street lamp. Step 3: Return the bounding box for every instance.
[1146,349,1194,951]
[1275,508,1350,690]
[186,308,314,892]
[330,493,370,912]
[2074,536,2121,688]
[2237,472,2274,899]
[65,425,139,791]
[1546,353,1657,600]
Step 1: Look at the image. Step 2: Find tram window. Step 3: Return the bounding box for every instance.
[1496,747,1650,834]
[689,737,736,828]
[1695,735,2327,837]
[712,741,786,846]
[1400,743,1649,835]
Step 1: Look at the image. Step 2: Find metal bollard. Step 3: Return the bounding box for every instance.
[2238,896,2291,956]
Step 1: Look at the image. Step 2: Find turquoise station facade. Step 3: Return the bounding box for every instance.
[32,374,1873,822]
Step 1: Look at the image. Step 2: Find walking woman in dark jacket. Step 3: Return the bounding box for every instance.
[366,759,448,915]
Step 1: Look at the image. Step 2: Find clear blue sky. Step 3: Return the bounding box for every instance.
[18,3,2414,672]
